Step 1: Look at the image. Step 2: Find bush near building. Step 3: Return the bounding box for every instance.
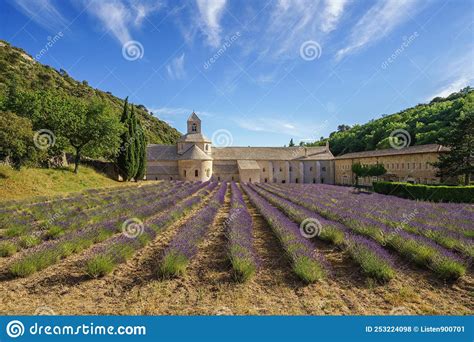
[373,181,474,203]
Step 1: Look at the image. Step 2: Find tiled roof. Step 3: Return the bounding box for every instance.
[335,144,449,159]
[188,112,201,121]
[211,146,333,161]
[180,145,213,160]
[237,160,260,170]
[178,132,211,143]
[147,145,179,160]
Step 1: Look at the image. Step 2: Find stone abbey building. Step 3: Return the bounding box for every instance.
[146,113,447,185]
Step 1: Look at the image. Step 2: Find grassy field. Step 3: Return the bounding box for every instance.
[0,165,131,201]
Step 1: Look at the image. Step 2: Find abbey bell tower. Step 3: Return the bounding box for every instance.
[187,112,201,134]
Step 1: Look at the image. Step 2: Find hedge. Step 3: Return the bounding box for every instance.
[373,182,474,203]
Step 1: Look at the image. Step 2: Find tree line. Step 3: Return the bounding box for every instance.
[0,86,147,181]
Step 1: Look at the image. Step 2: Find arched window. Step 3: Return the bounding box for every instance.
[206,169,210,177]
[195,170,199,177]
[184,170,186,177]
[191,123,197,132]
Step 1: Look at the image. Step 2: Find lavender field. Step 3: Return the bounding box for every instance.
[0,181,472,315]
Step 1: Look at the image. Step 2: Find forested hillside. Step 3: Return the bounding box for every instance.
[305,87,473,156]
[0,40,180,145]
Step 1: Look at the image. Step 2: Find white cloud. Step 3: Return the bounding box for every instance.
[336,0,420,61]
[234,116,328,139]
[196,0,227,47]
[263,0,349,58]
[85,0,161,45]
[428,53,474,100]
[150,107,213,117]
[320,0,350,33]
[166,53,186,80]
[12,0,67,31]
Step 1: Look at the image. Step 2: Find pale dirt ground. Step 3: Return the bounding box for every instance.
[0,187,473,316]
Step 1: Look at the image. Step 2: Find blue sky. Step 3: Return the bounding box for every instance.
[1,0,473,146]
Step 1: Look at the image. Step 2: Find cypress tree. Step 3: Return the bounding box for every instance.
[117,97,131,181]
[128,105,138,180]
[135,120,147,180]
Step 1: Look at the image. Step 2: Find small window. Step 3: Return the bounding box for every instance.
[322,167,326,172]
[272,168,275,172]
[295,178,299,183]
[170,177,173,180]
[249,178,252,183]
[282,180,286,184]
[205,144,208,151]
[231,176,234,181]
[313,178,316,183]
[191,123,197,132]
[218,176,221,181]
[310,167,313,171]
[289,166,292,172]
[184,170,187,177]
[263,168,266,172]
[206,169,210,177]
[279,168,282,172]
[321,178,324,184]
[407,163,410,169]
[195,170,199,177]
[155,177,158,180]
[264,178,267,183]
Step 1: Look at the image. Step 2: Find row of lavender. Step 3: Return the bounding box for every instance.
[159,182,227,278]
[225,183,258,281]
[0,181,183,257]
[262,184,468,279]
[290,184,474,258]
[85,182,220,277]
[248,184,396,281]
[7,182,209,277]
[241,184,328,283]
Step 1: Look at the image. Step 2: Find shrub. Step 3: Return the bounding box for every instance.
[373,182,474,203]
[18,235,41,248]
[86,255,115,278]
[0,242,17,257]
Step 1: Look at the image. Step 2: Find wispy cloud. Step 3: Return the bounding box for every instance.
[261,0,349,59]
[428,52,474,99]
[336,0,420,61]
[196,0,227,47]
[12,0,67,31]
[234,116,328,140]
[166,53,186,80]
[320,0,350,33]
[85,0,162,45]
[150,107,213,117]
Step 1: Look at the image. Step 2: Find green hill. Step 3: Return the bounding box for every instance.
[306,87,473,156]
[0,40,180,145]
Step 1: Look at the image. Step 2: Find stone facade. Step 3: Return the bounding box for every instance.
[334,144,449,186]
[146,113,449,185]
[146,113,335,183]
